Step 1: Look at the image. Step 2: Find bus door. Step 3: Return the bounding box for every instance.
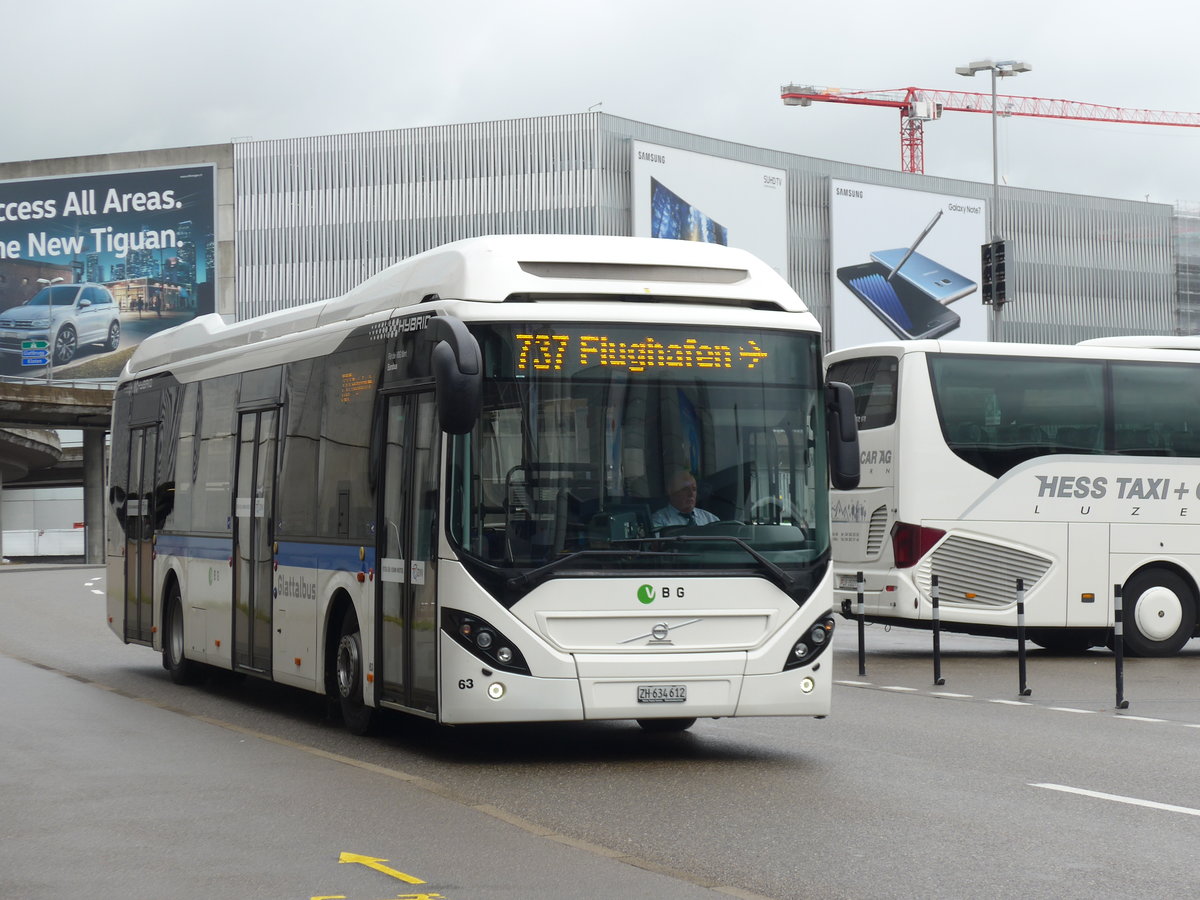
[377,392,441,715]
[232,408,279,674]
[123,425,158,644]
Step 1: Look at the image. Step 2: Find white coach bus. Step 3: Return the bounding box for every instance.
[107,235,859,734]
[826,338,1200,657]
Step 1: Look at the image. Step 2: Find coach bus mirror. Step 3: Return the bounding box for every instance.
[429,316,482,434]
[825,381,860,491]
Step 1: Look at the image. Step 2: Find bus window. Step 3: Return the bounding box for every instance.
[826,356,897,430]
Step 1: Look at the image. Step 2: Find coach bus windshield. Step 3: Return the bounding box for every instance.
[448,322,830,602]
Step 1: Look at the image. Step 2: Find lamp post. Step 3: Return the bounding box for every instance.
[955,59,1031,341]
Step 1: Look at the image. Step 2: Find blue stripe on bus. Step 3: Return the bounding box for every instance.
[275,541,376,572]
[152,534,375,574]
[154,533,232,561]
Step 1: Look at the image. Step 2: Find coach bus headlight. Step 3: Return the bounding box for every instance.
[784,616,836,671]
[442,609,531,675]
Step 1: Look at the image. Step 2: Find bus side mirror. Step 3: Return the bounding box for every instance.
[429,316,482,435]
[825,381,860,491]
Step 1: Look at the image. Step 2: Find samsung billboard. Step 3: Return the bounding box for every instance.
[632,142,787,278]
[829,179,988,350]
[0,164,216,379]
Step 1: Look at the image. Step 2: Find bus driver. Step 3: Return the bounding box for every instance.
[652,470,719,530]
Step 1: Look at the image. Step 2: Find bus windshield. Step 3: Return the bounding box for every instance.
[449,322,829,597]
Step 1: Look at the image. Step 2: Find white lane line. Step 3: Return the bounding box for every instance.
[1047,707,1096,715]
[1032,783,1200,818]
[931,692,973,699]
[990,699,1032,706]
[1116,715,1166,723]
[880,686,918,693]
[836,680,872,687]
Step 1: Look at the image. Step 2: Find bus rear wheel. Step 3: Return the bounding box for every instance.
[1121,569,1197,658]
[335,612,379,735]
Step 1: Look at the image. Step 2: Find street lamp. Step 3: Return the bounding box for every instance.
[956,59,1031,340]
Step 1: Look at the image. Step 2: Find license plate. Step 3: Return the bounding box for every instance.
[637,684,687,703]
[837,574,861,591]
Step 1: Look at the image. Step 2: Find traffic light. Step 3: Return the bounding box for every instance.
[981,240,1006,305]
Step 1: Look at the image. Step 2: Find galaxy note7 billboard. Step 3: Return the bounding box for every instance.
[0,165,216,380]
[829,179,988,350]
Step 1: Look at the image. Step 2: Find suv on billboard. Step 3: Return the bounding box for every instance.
[0,283,121,365]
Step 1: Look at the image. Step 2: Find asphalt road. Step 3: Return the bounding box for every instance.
[3,564,1200,900]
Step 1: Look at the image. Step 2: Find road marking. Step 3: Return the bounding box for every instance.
[836,680,872,687]
[930,692,972,699]
[1,650,783,900]
[1115,715,1166,723]
[989,699,1032,706]
[880,686,918,692]
[1032,783,1200,818]
[1047,707,1096,715]
[338,852,425,884]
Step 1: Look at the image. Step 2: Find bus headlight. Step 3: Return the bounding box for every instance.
[442,609,530,675]
[488,682,506,700]
[784,615,836,671]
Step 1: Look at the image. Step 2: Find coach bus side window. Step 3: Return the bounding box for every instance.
[930,355,1105,477]
[826,357,897,431]
[1111,361,1200,457]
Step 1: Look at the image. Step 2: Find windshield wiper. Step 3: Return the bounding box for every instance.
[645,534,798,594]
[506,548,675,590]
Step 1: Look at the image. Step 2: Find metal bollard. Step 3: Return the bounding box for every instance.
[1016,577,1031,696]
[1114,582,1129,709]
[857,570,866,677]
[932,573,945,685]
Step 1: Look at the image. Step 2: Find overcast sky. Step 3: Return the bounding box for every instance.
[4,0,1197,207]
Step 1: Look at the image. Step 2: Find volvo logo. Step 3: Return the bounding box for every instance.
[620,618,703,645]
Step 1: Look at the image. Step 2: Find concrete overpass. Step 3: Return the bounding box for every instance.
[0,379,114,563]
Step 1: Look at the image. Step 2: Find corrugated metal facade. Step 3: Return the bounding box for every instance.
[234,112,1180,345]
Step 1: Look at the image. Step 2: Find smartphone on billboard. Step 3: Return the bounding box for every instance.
[837,261,961,340]
[870,248,978,305]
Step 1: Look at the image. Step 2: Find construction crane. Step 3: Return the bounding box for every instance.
[781,83,1200,175]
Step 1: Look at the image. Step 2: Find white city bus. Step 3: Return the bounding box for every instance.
[107,235,859,734]
[825,338,1200,657]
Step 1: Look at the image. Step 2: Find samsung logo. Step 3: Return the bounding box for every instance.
[638,151,666,164]
[836,188,864,198]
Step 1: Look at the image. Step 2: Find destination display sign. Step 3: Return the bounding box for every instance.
[479,324,816,384]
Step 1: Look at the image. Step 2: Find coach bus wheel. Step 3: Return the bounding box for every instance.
[1121,569,1197,658]
[164,585,204,685]
[336,613,379,735]
[637,718,696,733]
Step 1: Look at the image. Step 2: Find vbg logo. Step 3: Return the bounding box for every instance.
[637,584,656,605]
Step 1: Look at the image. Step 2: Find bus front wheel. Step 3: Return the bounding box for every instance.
[335,612,379,735]
[163,585,204,685]
[1121,569,1197,658]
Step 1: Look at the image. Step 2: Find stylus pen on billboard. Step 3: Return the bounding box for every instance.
[885,209,944,282]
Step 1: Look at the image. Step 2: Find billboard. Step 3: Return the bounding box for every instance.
[0,165,216,379]
[830,180,988,350]
[632,142,787,277]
